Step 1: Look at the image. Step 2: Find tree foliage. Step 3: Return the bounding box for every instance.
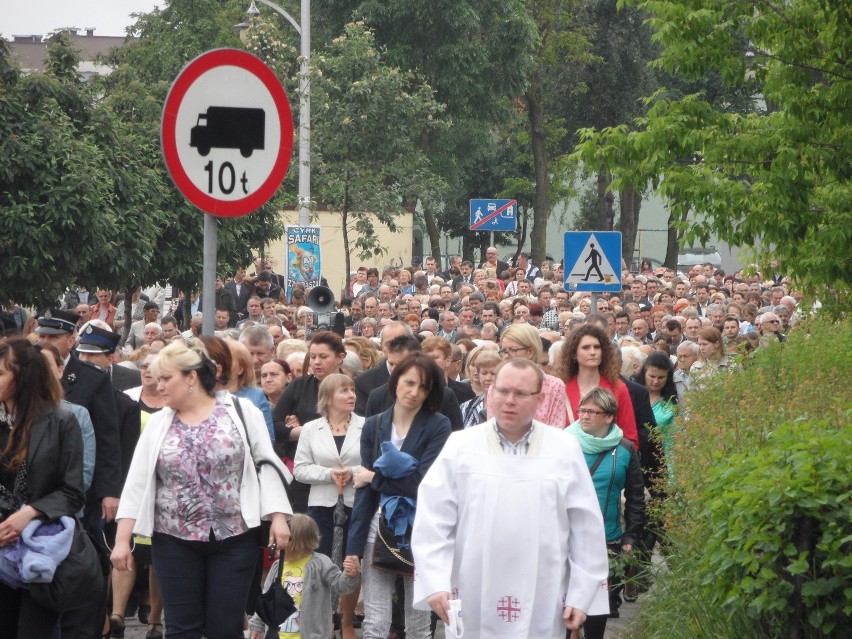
[573,0,852,311]
[307,21,447,280]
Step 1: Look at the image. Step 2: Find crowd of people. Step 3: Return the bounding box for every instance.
[0,248,802,639]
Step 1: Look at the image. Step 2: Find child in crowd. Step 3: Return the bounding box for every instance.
[249,514,360,639]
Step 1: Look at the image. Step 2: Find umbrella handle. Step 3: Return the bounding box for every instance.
[334,472,345,494]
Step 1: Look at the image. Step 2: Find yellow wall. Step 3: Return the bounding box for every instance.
[263,209,415,298]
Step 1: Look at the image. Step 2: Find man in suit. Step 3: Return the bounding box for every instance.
[36,310,122,639]
[225,267,252,320]
[479,246,510,280]
[364,335,464,430]
[76,324,142,482]
[354,320,411,415]
[452,260,475,292]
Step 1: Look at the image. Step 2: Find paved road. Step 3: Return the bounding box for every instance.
[124,598,639,638]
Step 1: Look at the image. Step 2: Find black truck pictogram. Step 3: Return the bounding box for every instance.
[190,106,265,157]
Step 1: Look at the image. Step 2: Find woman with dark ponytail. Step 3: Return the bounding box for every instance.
[0,337,85,637]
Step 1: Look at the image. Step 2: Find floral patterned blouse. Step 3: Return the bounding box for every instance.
[155,401,248,541]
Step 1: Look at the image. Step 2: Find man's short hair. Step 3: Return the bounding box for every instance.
[161,315,178,327]
[495,358,544,393]
[386,334,422,355]
[677,341,699,356]
[239,325,274,349]
[143,301,160,311]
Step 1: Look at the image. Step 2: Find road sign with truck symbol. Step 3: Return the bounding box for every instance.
[162,48,293,217]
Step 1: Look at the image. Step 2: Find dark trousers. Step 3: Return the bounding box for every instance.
[307,504,352,559]
[152,529,260,639]
[582,614,609,639]
[0,582,60,639]
[59,516,111,639]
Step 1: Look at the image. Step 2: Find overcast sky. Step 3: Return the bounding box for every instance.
[2,0,164,39]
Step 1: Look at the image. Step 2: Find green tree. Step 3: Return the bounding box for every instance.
[104,0,286,309]
[308,21,447,282]
[573,0,851,310]
[0,35,115,307]
[321,0,537,264]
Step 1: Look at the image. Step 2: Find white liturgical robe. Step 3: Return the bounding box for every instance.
[411,420,610,639]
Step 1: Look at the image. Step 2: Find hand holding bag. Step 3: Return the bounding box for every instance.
[255,547,298,629]
[369,413,415,576]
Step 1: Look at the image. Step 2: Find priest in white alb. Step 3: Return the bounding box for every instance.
[411,358,610,638]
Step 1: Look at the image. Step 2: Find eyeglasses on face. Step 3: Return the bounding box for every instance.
[498,346,528,357]
[493,387,540,399]
[578,408,606,416]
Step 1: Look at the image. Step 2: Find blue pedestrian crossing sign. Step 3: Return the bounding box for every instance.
[564,231,622,292]
[469,199,517,232]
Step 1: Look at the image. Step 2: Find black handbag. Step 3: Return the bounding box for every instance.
[368,413,415,576]
[255,548,298,629]
[371,511,415,576]
[30,518,105,612]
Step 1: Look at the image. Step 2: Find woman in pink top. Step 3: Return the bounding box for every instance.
[485,323,569,428]
[561,324,639,450]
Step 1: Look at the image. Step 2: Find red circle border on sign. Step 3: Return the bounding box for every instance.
[161,49,294,218]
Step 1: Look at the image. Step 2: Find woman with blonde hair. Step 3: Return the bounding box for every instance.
[344,337,381,372]
[112,340,292,639]
[294,374,364,638]
[689,327,729,380]
[484,323,570,428]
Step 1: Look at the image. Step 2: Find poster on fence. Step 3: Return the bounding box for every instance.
[285,225,321,301]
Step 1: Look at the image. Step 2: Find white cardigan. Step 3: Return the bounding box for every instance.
[293,414,364,508]
[116,394,293,537]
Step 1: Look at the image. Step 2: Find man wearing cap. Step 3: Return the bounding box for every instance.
[36,310,123,639]
[76,324,140,492]
[78,323,142,391]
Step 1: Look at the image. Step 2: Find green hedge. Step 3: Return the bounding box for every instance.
[632,317,851,639]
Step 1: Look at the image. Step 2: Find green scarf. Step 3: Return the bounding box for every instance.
[567,420,624,454]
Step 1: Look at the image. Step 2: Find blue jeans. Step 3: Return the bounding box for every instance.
[152,529,260,639]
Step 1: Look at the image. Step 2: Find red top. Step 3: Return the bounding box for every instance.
[565,376,639,450]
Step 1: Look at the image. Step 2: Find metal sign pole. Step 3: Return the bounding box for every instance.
[202,214,217,335]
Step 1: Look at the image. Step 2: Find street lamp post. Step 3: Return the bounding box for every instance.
[246,0,311,227]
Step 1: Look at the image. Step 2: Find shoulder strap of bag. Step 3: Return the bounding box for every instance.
[588,450,609,476]
[234,396,291,490]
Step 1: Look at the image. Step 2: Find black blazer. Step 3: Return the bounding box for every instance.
[354,362,390,416]
[110,365,141,393]
[346,407,451,558]
[365,384,464,432]
[225,280,252,316]
[272,374,321,459]
[622,376,661,477]
[25,407,85,522]
[62,356,121,503]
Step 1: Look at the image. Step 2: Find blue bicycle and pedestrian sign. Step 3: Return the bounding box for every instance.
[469,199,518,232]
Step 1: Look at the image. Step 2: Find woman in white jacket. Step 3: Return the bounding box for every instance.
[111,340,292,639]
[294,373,364,639]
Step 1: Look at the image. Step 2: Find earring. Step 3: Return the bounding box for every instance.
[188,385,194,393]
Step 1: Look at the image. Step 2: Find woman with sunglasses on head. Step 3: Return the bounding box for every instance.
[560,324,639,450]
[112,340,292,639]
[484,323,569,428]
